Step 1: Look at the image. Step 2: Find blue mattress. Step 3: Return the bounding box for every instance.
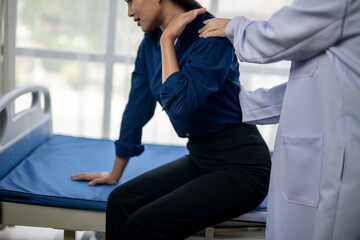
[0,135,189,211]
[0,134,268,212]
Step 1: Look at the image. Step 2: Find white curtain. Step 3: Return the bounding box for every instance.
[0,0,16,97]
[0,0,5,96]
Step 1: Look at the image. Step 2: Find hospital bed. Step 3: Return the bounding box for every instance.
[0,84,267,240]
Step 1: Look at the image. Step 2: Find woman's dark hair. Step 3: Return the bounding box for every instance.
[171,0,214,16]
[171,0,203,11]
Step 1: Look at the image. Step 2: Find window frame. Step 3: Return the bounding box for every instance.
[8,0,289,146]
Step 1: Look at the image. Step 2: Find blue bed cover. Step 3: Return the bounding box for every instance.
[0,135,267,212]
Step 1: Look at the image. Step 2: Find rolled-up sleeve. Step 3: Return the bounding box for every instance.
[160,38,235,119]
[115,42,156,157]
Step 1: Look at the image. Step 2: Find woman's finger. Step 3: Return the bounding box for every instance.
[163,8,207,40]
[89,177,117,186]
[194,8,207,16]
[71,172,100,181]
[183,8,206,25]
[89,178,105,186]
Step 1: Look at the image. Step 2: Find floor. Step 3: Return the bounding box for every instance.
[0,226,96,240]
[0,225,265,240]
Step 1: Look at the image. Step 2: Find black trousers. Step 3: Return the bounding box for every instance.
[106,123,271,240]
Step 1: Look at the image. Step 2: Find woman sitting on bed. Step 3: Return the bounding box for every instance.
[71,0,271,239]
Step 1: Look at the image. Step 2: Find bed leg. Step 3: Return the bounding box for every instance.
[95,232,105,240]
[64,230,76,240]
[205,227,214,238]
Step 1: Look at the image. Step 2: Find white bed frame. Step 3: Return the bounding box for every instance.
[0,85,265,240]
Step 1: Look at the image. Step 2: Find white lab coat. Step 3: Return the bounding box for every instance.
[225,0,360,239]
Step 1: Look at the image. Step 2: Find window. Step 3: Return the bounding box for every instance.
[16,56,105,137]
[16,0,108,52]
[13,0,291,150]
[0,0,4,93]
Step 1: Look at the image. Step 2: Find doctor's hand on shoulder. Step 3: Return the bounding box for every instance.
[198,18,231,38]
[71,156,129,186]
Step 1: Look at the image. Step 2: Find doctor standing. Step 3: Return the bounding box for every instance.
[198,0,360,239]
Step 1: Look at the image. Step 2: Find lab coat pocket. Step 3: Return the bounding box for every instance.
[281,135,323,207]
[289,56,318,79]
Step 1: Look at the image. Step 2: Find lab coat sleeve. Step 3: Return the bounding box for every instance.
[225,0,349,63]
[240,82,286,125]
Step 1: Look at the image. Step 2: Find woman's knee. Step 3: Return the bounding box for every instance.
[107,185,136,208]
[106,188,141,239]
[107,187,122,206]
[106,186,146,225]
[107,188,124,216]
[121,211,158,240]
[106,187,135,222]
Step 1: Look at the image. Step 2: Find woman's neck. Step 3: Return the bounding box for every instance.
[159,3,186,32]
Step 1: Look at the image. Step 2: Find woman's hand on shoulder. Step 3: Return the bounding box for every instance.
[162,8,207,42]
[198,18,231,38]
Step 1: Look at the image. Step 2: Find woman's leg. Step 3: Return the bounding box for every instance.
[119,168,265,240]
[106,156,202,240]
[107,124,270,240]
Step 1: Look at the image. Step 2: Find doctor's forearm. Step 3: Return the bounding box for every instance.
[160,35,180,83]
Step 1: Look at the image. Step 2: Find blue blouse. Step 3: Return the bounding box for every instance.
[115,13,243,157]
